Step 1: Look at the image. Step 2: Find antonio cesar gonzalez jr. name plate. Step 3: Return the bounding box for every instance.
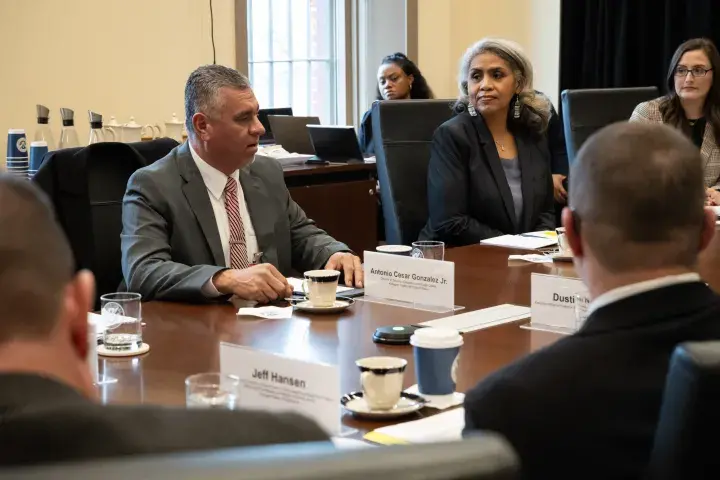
[363,251,455,311]
[220,343,341,435]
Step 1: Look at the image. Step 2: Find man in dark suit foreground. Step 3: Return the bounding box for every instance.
[0,177,328,466]
[463,122,720,479]
[122,65,362,303]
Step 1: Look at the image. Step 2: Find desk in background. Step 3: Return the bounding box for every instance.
[282,162,377,258]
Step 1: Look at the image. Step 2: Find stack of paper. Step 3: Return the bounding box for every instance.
[364,408,465,445]
[481,234,557,249]
[418,304,530,333]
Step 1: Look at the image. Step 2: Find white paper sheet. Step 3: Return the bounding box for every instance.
[237,306,293,319]
[481,234,557,249]
[405,384,464,410]
[331,437,376,449]
[417,304,530,333]
[288,277,354,294]
[369,408,465,444]
[508,254,554,263]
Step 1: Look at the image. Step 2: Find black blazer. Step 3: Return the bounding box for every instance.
[358,107,375,155]
[419,112,555,245]
[463,281,720,479]
[0,374,329,466]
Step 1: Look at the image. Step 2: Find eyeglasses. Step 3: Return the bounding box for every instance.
[675,66,713,77]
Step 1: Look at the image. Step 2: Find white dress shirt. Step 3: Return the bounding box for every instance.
[189,144,259,297]
[586,272,702,316]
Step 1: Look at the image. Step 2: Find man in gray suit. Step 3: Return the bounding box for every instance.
[0,177,328,466]
[122,65,363,303]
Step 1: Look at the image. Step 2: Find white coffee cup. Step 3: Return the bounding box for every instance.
[356,356,407,410]
[556,227,571,254]
[302,270,340,307]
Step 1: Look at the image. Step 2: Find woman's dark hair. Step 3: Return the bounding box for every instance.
[659,38,720,142]
[375,53,434,100]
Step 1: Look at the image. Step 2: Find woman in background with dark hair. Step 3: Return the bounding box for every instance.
[358,53,434,154]
[631,38,720,204]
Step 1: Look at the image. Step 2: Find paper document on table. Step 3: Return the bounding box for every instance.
[237,306,293,319]
[288,277,353,294]
[418,304,531,333]
[331,437,376,449]
[481,234,557,249]
[521,230,557,239]
[364,408,465,445]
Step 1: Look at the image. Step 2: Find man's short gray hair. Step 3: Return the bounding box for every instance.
[569,122,706,272]
[184,65,251,135]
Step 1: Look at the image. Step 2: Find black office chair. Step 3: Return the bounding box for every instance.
[0,436,520,479]
[371,99,455,245]
[34,143,146,308]
[646,341,720,479]
[126,137,179,166]
[561,86,658,164]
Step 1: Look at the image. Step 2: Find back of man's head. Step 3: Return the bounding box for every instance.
[0,177,74,342]
[568,122,709,273]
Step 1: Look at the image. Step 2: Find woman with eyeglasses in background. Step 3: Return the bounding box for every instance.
[631,38,720,205]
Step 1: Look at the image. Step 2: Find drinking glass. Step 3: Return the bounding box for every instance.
[574,293,590,330]
[100,292,142,351]
[185,373,240,409]
[411,241,445,260]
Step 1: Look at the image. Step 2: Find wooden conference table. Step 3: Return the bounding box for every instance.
[98,238,720,431]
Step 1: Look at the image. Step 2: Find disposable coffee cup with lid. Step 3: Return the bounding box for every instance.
[410,327,463,395]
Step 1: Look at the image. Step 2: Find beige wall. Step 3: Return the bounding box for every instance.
[418,0,561,107]
[0,0,235,158]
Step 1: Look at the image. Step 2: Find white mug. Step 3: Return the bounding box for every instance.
[356,356,407,410]
[302,270,340,307]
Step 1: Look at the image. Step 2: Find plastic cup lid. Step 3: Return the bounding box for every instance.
[8,129,25,134]
[30,141,48,147]
[410,327,463,349]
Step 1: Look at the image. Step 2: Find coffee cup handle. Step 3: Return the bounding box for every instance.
[360,371,373,394]
[301,279,309,297]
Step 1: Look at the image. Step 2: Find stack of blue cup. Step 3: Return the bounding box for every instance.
[6,129,29,179]
[29,141,49,178]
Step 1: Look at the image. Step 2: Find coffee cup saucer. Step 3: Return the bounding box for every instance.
[289,296,355,314]
[341,391,427,419]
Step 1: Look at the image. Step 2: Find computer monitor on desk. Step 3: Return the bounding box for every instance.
[267,115,320,154]
[307,125,369,163]
[258,107,293,145]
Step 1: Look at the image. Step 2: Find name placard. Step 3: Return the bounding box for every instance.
[530,273,590,332]
[363,251,454,310]
[220,343,340,435]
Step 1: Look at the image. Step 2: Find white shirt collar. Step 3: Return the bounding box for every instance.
[188,143,239,200]
[587,272,702,316]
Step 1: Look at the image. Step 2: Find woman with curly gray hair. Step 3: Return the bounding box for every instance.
[419,38,557,245]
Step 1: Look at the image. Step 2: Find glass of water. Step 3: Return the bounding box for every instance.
[185,373,240,409]
[100,292,142,352]
[574,293,591,330]
[411,241,445,260]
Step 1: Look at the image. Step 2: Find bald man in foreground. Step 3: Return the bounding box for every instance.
[0,177,328,466]
[463,123,720,479]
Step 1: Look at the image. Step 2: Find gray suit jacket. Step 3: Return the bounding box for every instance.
[121,143,350,302]
[631,97,720,188]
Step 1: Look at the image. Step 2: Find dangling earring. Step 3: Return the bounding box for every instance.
[468,103,477,117]
[513,94,521,119]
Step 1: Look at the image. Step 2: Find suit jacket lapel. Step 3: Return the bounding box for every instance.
[176,145,225,266]
[469,115,517,228]
[517,136,535,232]
[238,166,275,262]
